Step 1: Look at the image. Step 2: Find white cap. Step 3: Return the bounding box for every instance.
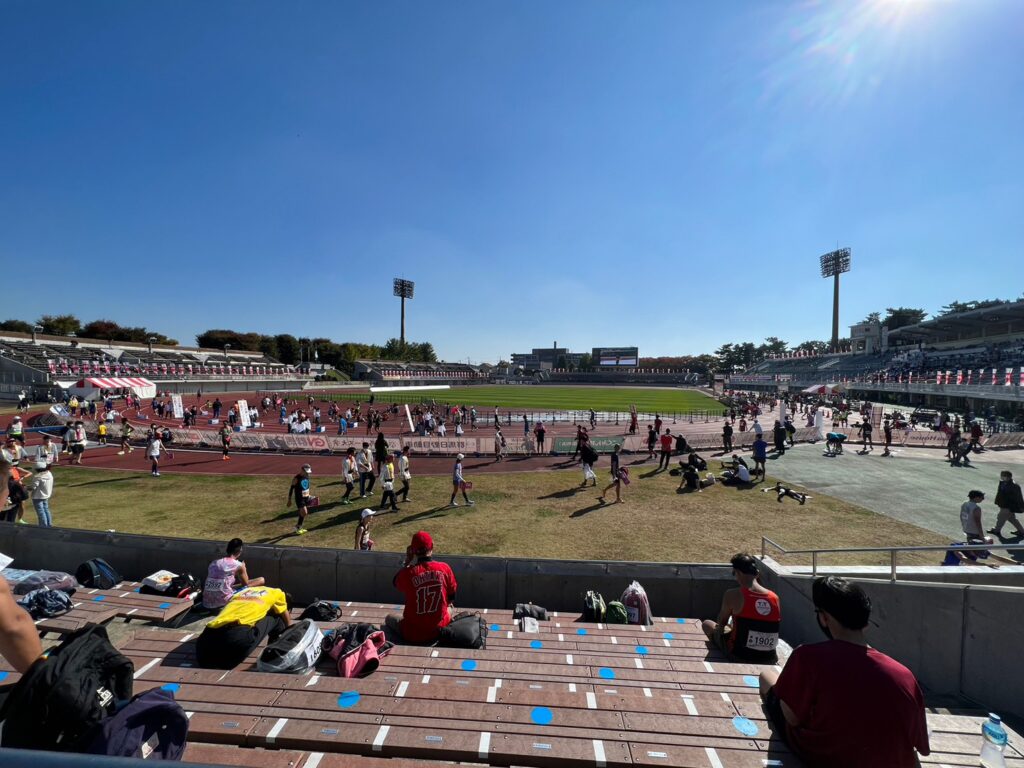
[301,464,312,474]
[456,453,465,460]
[361,508,375,519]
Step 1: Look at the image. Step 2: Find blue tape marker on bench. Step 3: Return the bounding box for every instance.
[530,640,543,649]
[743,675,760,688]
[160,683,180,693]
[662,632,674,640]
[576,628,587,635]
[732,716,759,737]
[134,588,141,593]
[158,602,172,609]
[490,624,501,632]
[635,646,649,655]
[461,659,478,671]
[337,691,360,708]
[676,618,686,624]
[531,706,553,726]
[93,596,105,602]
[0,671,8,682]
[599,667,615,679]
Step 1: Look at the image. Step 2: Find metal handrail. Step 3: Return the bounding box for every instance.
[761,536,1024,583]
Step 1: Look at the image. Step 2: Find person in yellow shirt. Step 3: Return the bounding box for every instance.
[196,586,291,669]
[97,422,108,446]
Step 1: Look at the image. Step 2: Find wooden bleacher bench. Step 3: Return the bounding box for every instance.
[75,581,195,625]
[34,598,120,638]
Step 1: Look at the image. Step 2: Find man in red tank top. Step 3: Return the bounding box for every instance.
[385,531,458,644]
[702,553,781,663]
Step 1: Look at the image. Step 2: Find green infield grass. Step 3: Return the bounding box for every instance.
[38,462,943,566]
[337,385,721,415]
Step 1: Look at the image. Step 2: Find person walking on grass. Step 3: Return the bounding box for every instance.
[118,417,134,456]
[580,441,599,487]
[534,420,546,454]
[69,421,87,466]
[340,447,357,505]
[288,464,313,535]
[722,421,734,453]
[398,446,412,502]
[147,431,164,477]
[355,508,375,550]
[600,444,625,504]
[357,442,375,498]
[658,429,674,471]
[27,460,54,527]
[449,453,474,507]
[646,425,657,460]
[379,454,399,512]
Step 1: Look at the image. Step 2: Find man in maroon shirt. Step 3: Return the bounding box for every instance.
[758,576,930,768]
[385,531,458,644]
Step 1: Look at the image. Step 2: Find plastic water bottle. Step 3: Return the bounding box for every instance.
[980,713,1008,767]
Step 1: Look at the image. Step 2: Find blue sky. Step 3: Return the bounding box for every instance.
[2,0,1022,362]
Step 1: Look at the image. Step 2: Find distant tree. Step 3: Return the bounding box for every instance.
[577,353,593,371]
[417,342,437,363]
[936,298,1008,317]
[758,337,788,358]
[81,319,122,339]
[794,340,829,356]
[37,314,82,336]
[861,312,881,324]
[882,307,927,331]
[274,334,300,365]
[0,319,33,333]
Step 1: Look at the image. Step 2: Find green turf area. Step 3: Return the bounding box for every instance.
[40,463,943,565]
[336,385,721,416]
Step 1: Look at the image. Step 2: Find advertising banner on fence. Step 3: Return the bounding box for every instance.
[237,399,252,428]
[552,435,624,453]
[171,394,184,420]
[401,436,479,455]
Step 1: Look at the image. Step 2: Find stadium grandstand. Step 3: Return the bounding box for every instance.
[353,359,486,383]
[729,299,1024,419]
[0,330,301,402]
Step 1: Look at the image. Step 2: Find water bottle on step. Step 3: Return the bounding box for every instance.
[980,713,1008,768]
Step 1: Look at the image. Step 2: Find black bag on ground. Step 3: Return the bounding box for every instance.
[438,611,487,649]
[17,587,74,619]
[140,573,200,599]
[0,625,134,751]
[85,687,188,760]
[76,558,123,590]
[513,603,549,621]
[11,570,78,596]
[300,599,343,623]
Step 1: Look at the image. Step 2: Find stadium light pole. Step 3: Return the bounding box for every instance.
[393,278,415,346]
[32,324,42,344]
[148,336,156,354]
[223,343,231,362]
[819,248,851,353]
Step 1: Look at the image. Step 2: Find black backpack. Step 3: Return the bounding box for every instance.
[76,559,123,590]
[581,445,599,465]
[438,611,487,649]
[140,573,200,599]
[300,600,343,623]
[0,625,134,751]
[513,603,549,621]
[583,590,606,622]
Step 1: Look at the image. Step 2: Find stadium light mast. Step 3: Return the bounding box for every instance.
[819,247,851,353]
[393,278,415,345]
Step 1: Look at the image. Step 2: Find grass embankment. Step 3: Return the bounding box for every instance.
[43,462,944,566]
[339,385,721,415]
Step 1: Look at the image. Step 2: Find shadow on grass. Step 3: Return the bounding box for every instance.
[538,487,586,500]
[571,499,612,518]
[65,477,141,487]
[393,505,462,525]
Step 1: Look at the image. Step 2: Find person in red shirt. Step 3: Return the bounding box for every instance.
[701,553,781,664]
[758,576,930,768]
[385,531,458,644]
[657,429,674,471]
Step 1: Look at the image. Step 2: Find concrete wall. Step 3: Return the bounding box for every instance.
[0,525,733,618]
[759,559,1024,719]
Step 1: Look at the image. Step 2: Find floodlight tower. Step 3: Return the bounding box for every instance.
[393,278,415,345]
[819,247,851,353]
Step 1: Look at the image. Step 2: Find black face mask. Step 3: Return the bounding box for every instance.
[817,611,833,640]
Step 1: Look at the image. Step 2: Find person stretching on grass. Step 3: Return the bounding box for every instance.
[600,444,625,504]
[449,453,474,507]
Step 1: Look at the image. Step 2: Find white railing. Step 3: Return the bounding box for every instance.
[761,536,1024,582]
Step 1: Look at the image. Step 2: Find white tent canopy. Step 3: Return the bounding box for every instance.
[801,383,846,395]
[72,376,157,399]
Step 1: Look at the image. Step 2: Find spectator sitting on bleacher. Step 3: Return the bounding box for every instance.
[758,576,930,768]
[701,554,780,663]
[0,564,45,673]
[385,531,457,645]
[196,585,292,669]
[202,538,265,610]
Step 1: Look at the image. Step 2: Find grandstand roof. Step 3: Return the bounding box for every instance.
[0,329,276,360]
[887,299,1024,343]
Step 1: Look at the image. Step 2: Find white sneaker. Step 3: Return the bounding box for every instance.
[450,501,459,507]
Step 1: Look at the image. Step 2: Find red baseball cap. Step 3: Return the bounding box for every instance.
[410,531,433,553]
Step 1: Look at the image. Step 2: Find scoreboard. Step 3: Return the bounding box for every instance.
[592,346,639,367]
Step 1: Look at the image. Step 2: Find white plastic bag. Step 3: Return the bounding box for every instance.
[620,580,653,625]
